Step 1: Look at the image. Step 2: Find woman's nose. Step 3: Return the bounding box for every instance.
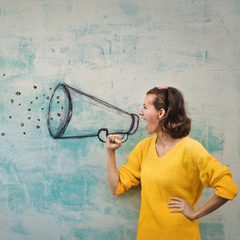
[139,108,143,115]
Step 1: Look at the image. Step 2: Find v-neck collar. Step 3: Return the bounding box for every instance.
[153,135,188,159]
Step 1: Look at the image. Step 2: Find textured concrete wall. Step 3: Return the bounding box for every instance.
[0,0,239,239]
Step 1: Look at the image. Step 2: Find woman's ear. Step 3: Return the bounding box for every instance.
[158,108,166,119]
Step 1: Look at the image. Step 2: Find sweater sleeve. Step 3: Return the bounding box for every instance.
[115,140,143,195]
[193,141,238,200]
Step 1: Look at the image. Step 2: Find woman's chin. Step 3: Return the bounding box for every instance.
[146,128,153,135]
[146,125,155,135]
[146,127,157,135]
[147,131,154,135]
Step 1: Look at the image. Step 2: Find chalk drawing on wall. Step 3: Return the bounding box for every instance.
[1,85,53,137]
[47,83,139,143]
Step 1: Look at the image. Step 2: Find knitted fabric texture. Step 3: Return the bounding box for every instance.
[115,136,238,240]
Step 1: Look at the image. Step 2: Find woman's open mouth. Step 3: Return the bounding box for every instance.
[141,117,148,130]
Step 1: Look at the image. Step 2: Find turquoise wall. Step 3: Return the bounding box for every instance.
[0,0,239,239]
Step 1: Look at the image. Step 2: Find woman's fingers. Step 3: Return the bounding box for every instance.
[169,209,182,213]
[106,134,122,150]
[167,197,196,220]
[167,197,184,207]
[167,197,184,205]
[167,202,182,207]
[170,197,184,201]
[167,201,184,211]
[109,134,122,143]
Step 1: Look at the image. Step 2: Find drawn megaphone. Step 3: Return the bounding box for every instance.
[47,83,139,143]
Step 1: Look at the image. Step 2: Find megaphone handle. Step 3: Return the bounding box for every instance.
[98,128,108,143]
[121,134,129,143]
[98,129,128,144]
[107,133,128,143]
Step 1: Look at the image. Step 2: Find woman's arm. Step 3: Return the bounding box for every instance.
[106,135,122,195]
[167,194,229,220]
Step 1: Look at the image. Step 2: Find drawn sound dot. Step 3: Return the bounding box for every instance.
[9,116,12,119]
[11,99,14,103]
[57,113,61,117]
[41,108,44,110]
[33,86,37,89]
[36,126,40,129]
[3,74,5,76]
[1,133,5,136]
[20,123,24,127]
[28,117,31,120]
[46,96,50,100]
[61,107,63,109]
[19,103,21,106]
[56,96,60,99]
[28,109,31,111]
[23,132,26,135]
[57,101,59,104]
[36,97,38,99]
[37,119,40,121]
[50,117,53,120]
[50,88,52,90]
[31,101,33,104]
[43,94,45,96]
[15,92,21,96]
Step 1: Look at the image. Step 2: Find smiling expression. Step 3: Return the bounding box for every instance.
[139,94,162,135]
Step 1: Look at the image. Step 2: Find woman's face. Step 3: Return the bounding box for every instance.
[139,94,161,135]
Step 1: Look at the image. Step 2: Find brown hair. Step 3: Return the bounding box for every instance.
[147,87,191,138]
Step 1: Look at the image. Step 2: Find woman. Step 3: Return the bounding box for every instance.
[106,87,238,240]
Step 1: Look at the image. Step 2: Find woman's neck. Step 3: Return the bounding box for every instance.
[155,131,185,149]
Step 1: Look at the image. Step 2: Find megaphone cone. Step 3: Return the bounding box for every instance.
[47,83,139,143]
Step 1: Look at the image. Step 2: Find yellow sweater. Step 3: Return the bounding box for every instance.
[115,135,238,240]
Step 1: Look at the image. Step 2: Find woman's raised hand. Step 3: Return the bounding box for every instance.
[106,134,122,151]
